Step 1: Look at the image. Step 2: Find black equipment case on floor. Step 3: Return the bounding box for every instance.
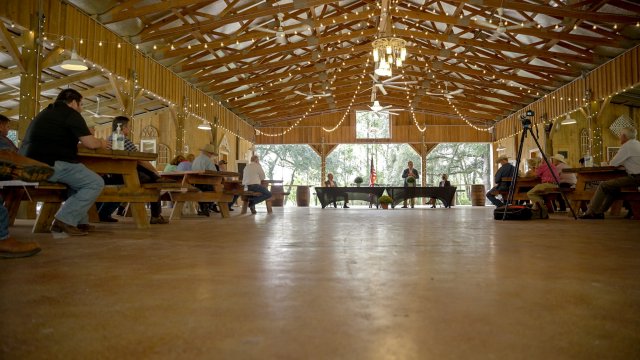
[494,205,532,220]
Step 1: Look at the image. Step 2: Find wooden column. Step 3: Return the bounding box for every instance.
[169,95,188,155]
[17,14,42,139]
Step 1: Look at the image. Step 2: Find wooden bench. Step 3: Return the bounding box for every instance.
[239,191,273,214]
[620,191,640,220]
[0,181,67,233]
[499,177,539,203]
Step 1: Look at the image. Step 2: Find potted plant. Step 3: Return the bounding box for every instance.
[378,195,393,209]
[354,176,364,187]
[406,176,416,187]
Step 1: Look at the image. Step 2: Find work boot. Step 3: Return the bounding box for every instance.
[249,203,257,214]
[50,219,88,236]
[150,216,169,224]
[77,224,96,232]
[0,237,41,258]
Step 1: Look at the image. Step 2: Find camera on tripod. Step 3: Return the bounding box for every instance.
[520,110,534,128]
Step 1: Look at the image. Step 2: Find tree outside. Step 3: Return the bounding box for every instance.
[256,143,491,206]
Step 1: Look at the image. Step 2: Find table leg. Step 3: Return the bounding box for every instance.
[129,203,150,229]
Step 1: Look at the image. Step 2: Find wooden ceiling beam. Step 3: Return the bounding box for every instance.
[40,70,103,91]
[446,0,640,24]
[99,0,214,24]
[134,0,340,43]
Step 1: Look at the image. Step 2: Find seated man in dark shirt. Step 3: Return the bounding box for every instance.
[20,89,107,236]
[486,155,515,207]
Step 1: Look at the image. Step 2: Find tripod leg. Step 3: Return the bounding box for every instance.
[528,128,577,219]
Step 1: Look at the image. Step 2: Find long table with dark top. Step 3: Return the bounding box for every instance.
[385,186,457,208]
[315,186,385,208]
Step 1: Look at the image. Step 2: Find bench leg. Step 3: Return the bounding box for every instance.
[33,202,60,233]
[240,197,249,214]
[265,199,273,214]
[170,200,185,220]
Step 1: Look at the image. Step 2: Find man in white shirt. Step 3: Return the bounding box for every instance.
[242,155,271,214]
[579,127,640,219]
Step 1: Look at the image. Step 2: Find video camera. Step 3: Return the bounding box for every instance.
[520,109,534,128]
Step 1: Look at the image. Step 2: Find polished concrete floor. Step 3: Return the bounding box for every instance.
[1,205,639,359]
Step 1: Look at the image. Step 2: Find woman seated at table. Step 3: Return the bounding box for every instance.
[524,157,541,177]
[163,155,185,173]
[325,173,349,208]
[428,174,451,208]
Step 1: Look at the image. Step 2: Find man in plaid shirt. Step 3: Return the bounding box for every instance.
[96,116,168,224]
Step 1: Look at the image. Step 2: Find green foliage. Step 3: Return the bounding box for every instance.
[255,142,491,206]
[406,176,416,184]
[378,195,393,204]
[354,176,363,184]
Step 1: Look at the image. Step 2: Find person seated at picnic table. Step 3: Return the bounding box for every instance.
[96,116,168,224]
[0,114,41,258]
[325,173,349,208]
[192,144,220,216]
[524,157,541,177]
[579,127,640,220]
[526,156,560,219]
[176,153,194,171]
[242,155,272,214]
[164,155,185,173]
[20,89,108,236]
[550,154,576,212]
[427,173,451,208]
[218,159,238,211]
[486,155,515,207]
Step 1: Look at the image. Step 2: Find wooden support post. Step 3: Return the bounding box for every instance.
[18,14,42,139]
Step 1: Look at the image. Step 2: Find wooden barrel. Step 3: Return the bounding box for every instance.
[296,186,310,207]
[471,184,486,206]
[271,185,285,206]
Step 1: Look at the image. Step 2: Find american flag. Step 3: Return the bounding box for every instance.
[369,157,376,186]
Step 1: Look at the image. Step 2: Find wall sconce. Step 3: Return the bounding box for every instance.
[60,36,88,71]
[496,142,506,151]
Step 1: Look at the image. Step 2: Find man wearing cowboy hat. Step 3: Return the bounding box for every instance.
[192,143,220,216]
[486,155,515,207]
[551,153,576,212]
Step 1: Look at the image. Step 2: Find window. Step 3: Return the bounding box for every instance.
[356,111,390,139]
[580,128,589,156]
[157,144,170,167]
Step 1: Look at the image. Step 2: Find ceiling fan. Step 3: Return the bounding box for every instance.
[294,84,331,100]
[368,99,403,116]
[84,97,115,123]
[425,83,464,98]
[249,13,309,45]
[367,74,416,101]
[473,7,535,40]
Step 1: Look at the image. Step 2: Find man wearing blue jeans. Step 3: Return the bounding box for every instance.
[0,114,41,257]
[242,155,271,214]
[20,89,107,236]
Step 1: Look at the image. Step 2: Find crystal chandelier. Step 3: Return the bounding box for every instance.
[372,37,406,77]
